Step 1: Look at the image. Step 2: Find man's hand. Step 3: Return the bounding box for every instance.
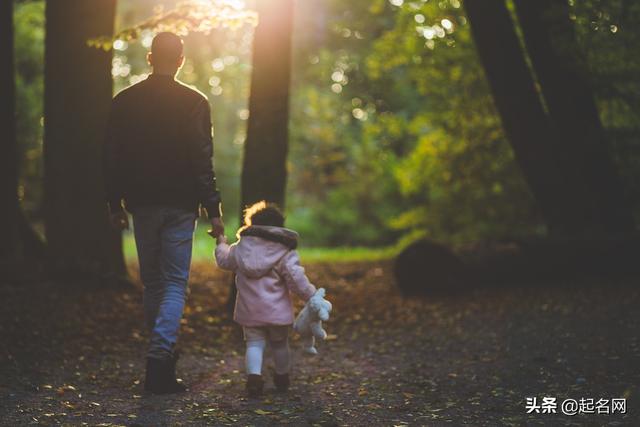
[110,211,129,231]
[210,216,224,238]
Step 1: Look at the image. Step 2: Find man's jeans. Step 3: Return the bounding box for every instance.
[132,206,196,360]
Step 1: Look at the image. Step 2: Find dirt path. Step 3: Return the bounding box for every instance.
[1,262,638,426]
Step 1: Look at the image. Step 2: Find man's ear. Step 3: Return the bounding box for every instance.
[177,55,185,69]
[147,52,153,66]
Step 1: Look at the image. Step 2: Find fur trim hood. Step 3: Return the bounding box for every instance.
[238,225,298,249]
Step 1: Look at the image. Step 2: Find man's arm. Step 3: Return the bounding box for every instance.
[104,98,129,229]
[189,98,223,234]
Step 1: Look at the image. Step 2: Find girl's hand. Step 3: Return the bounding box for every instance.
[207,229,226,244]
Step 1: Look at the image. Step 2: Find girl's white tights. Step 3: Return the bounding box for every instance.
[245,339,265,375]
[245,339,290,375]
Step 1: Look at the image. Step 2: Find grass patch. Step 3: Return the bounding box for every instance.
[123,222,396,264]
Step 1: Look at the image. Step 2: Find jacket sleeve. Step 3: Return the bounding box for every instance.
[188,98,222,218]
[278,250,317,301]
[215,242,237,271]
[104,98,124,213]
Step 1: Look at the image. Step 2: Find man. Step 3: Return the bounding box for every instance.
[104,32,224,394]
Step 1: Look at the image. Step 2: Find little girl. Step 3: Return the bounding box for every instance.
[214,201,317,397]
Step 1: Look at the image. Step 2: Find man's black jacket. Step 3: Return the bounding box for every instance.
[104,74,221,217]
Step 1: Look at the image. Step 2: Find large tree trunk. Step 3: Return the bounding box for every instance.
[240,0,294,214]
[513,0,634,233]
[44,0,126,283]
[0,0,44,275]
[464,0,611,236]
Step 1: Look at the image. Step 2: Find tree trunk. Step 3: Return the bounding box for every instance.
[0,0,21,271]
[230,0,294,313]
[0,0,44,275]
[44,0,126,283]
[464,0,605,236]
[240,0,294,214]
[513,0,634,233]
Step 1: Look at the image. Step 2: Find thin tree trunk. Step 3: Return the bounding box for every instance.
[464,0,595,236]
[44,0,126,284]
[240,0,294,214]
[513,0,634,233]
[0,0,44,276]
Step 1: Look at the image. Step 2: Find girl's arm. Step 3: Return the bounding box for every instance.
[278,250,316,301]
[214,237,238,271]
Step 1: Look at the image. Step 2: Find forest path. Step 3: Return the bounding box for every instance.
[1,262,638,426]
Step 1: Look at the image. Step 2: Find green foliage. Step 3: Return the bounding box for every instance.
[287,1,409,247]
[288,0,539,246]
[287,69,406,245]
[14,0,45,215]
[369,0,540,243]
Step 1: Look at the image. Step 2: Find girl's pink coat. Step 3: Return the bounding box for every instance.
[215,226,316,327]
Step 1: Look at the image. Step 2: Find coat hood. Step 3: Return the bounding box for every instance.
[234,226,299,278]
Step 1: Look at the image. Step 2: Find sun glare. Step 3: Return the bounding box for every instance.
[89,0,258,51]
[168,0,257,35]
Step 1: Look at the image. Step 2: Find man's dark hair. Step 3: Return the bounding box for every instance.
[151,32,183,64]
[244,201,285,228]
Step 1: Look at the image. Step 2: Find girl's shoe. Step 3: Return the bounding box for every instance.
[246,374,264,398]
[274,373,290,392]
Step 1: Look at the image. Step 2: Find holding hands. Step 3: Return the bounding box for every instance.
[208,216,226,244]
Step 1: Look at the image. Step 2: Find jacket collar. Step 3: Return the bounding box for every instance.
[239,225,298,249]
[147,73,176,82]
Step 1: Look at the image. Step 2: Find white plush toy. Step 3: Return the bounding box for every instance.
[294,288,332,355]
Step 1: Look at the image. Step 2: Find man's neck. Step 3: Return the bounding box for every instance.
[151,69,177,78]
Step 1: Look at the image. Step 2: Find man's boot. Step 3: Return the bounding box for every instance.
[144,357,187,394]
[169,351,186,391]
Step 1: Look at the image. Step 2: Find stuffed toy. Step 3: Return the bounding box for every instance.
[293,288,332,355]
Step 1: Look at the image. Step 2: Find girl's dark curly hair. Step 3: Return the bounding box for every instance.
[243,200,285,228]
